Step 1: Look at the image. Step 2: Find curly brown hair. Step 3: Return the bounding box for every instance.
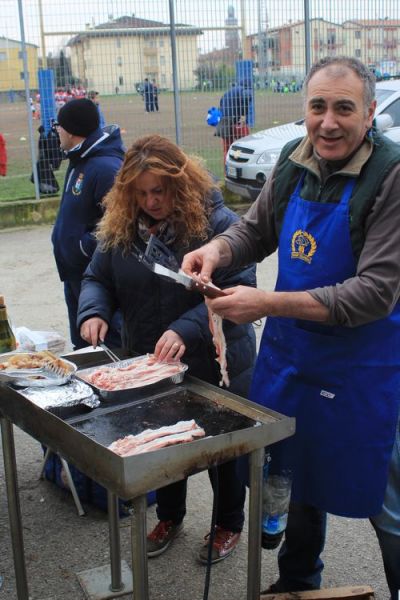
[96,134,217,251]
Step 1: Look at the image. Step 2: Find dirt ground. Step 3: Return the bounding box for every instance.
[0,225,389,600]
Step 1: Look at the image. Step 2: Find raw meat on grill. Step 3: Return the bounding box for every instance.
[84,354,185,391]
[208,309,230,388]
[108,419,206,456]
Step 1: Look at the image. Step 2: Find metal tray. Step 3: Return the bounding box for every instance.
[74,355,188,401]
[0,351,77,387]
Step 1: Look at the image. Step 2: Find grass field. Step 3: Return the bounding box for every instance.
[0,90,304,202]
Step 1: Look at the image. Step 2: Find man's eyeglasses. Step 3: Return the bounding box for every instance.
[52,121,59,127]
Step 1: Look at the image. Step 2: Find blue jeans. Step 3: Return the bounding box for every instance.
[273,502,327,592]
[370,415,400,600]
[275,416,400,598]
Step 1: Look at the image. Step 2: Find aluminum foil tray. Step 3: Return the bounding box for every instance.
[0,351,77,388]
[74,355,188,401]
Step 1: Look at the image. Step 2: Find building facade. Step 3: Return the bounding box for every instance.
[248,18,400,82]
[67,15,202,94]
[0,37,38,93]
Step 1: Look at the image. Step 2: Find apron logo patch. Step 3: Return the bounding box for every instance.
[72,173,84,195]
[320,390,335,399]
[291,229,317,264]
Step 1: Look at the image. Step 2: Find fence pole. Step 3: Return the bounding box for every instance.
[304,0,311,75]
[17,0,40,201]
[168,0,182,146]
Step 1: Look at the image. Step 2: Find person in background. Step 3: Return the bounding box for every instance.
[52,98,124,350]
[143,78,154,113]
[77,134,257,564]
[88,90,106,128]
[0,133,7,176]
[216,80,252,160]
[181,56,400,599]
[152,79,159,112]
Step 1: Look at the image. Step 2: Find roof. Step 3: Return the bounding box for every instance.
[343,19,400,27]
[68,14,202,45]
[0,36,38,49]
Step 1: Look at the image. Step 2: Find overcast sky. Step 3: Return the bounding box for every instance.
[3,0,400,55]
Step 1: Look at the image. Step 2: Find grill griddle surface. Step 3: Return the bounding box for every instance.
[69,387,256,448]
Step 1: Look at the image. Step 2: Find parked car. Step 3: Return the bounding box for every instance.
[225,79,400,200]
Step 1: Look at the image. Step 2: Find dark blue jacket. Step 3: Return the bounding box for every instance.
[77,190,257,396]
[219,84,251,122]
[52,125,124,281]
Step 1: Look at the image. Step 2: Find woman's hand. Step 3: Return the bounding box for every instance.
[154,330,186,362]
[80,317,109,348]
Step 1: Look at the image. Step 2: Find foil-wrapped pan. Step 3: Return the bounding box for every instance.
[20,379,100,412]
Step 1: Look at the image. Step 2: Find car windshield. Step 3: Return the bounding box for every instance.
[376,89,396,106]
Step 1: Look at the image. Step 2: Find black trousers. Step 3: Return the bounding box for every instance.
[155,458,245,532]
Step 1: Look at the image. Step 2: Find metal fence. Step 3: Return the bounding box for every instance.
[1,0,399,202]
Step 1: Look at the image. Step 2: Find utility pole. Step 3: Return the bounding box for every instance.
[38,0,47,68]
[240,0,247,59]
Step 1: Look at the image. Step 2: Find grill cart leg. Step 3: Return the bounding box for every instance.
[1,417,29,600]
[130,494,149,600]
[248,447,264,600]
[76,490,133,598]
[107,490,124,592]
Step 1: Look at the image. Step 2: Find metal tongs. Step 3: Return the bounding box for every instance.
[0,360,70,385]
[133,235,227,299]
[98,341,120,363]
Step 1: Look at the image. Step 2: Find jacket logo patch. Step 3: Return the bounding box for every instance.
[72,173,84,195]
[291,229,317,264]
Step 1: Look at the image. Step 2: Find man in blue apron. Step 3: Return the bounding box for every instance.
[182,56,400,599]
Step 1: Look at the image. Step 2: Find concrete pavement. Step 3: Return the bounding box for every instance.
[0,225,388,599]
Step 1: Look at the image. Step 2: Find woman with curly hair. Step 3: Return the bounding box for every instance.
[77,134,256,564]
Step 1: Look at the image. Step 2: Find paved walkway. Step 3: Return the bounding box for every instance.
[0,225,387,599]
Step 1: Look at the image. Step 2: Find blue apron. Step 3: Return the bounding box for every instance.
[250,171,400,517]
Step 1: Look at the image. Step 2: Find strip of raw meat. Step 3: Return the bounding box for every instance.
[108,420,205,456]
[85,354,185,391]
[120,428,206,456]
[109,419,200,453]
[208,309,230,387]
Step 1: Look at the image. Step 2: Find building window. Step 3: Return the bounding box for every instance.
[20,71,25,80]
[355,30,361,39]
[355,49,361,57]
[116,38,121,48]
[119,76,124,86]
[327,30,336,46]
[0,52,6,61]
[18,50,24,59]
[117,56,122,66]
[160,39,164,47]
[160,55,165,66]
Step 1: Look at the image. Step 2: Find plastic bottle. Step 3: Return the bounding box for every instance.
[0,295,17,353]
[261,453,292,550]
